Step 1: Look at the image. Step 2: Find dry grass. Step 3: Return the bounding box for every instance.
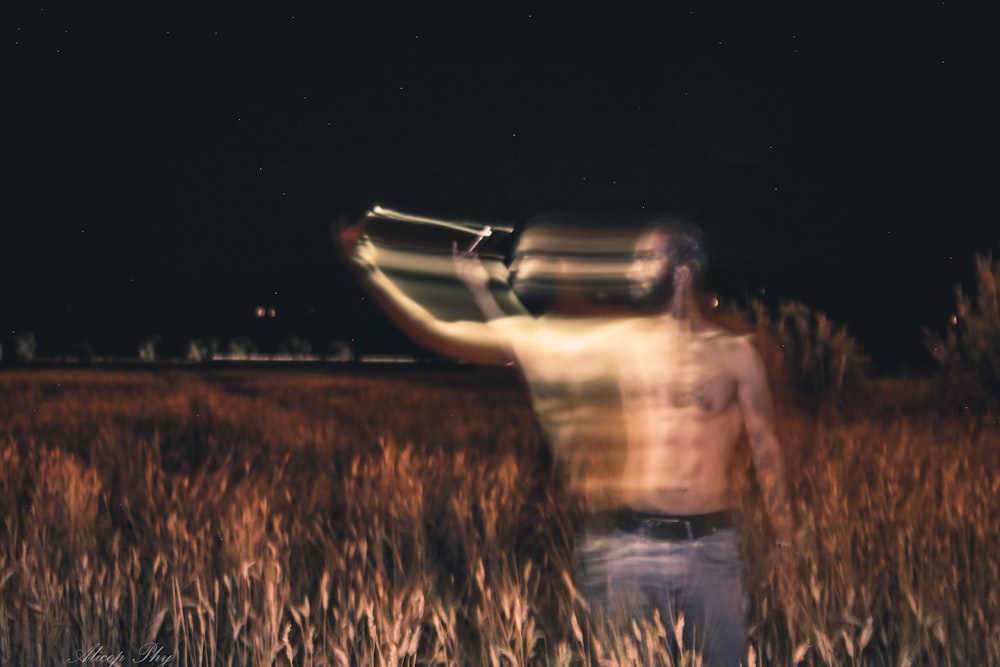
[1,366,997,665]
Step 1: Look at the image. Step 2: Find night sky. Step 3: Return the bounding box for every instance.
[6,5,996,371]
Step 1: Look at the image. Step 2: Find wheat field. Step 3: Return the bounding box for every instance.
[0,366,997,666]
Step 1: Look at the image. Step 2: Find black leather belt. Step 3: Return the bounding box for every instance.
[612,508,736,541]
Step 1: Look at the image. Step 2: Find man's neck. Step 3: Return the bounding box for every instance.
[661,291,708,329]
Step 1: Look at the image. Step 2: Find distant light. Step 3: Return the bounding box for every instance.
[711,297,720,309]
[950,314,958,325]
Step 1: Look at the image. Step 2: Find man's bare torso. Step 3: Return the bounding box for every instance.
[615,317,746,514]
[493,314,749,514]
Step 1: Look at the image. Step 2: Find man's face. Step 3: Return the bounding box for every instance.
[510,226,676,312]
[627,230,674,305]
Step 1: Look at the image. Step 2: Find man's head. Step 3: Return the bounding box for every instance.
[626,218,707,308]
[507,212,707,313]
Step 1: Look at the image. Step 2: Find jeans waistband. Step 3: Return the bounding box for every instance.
[611,508,737,541]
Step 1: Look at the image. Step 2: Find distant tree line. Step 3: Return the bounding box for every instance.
[0,332,354,364]
[0,332,38,363]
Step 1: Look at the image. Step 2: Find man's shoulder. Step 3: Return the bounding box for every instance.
[480,314,535,345]
[695,324,763,375]
[697,322,756,347]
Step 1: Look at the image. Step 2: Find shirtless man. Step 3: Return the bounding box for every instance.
[339,215,793,666]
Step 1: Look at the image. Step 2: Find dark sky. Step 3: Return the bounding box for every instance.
[6,5,997,370]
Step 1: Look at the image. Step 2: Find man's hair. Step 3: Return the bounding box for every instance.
[643,216,709,282]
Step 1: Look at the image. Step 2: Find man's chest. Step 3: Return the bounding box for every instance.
[619,335,739,414]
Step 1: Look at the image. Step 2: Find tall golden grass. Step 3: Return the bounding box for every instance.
[1,367,997,665]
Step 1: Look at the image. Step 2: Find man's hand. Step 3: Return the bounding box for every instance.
[453,243,510,322]
[452,243,492,291]
[337,217,377,274]
[336,215,362,255]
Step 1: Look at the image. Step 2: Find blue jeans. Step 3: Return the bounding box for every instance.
[580,527,749,667]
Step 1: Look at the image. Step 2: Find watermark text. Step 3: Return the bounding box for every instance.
[68,643,174,664]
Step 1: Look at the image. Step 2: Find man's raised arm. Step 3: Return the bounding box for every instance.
[337,221,512,366]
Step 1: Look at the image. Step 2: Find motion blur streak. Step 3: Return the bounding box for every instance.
[369,204,515,238]
[359,205,658,316]
[356,206,523,322]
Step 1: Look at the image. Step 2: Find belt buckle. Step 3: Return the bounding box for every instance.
[642,517,695,541]
[664,518,694,540]
[637,518,658,539]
